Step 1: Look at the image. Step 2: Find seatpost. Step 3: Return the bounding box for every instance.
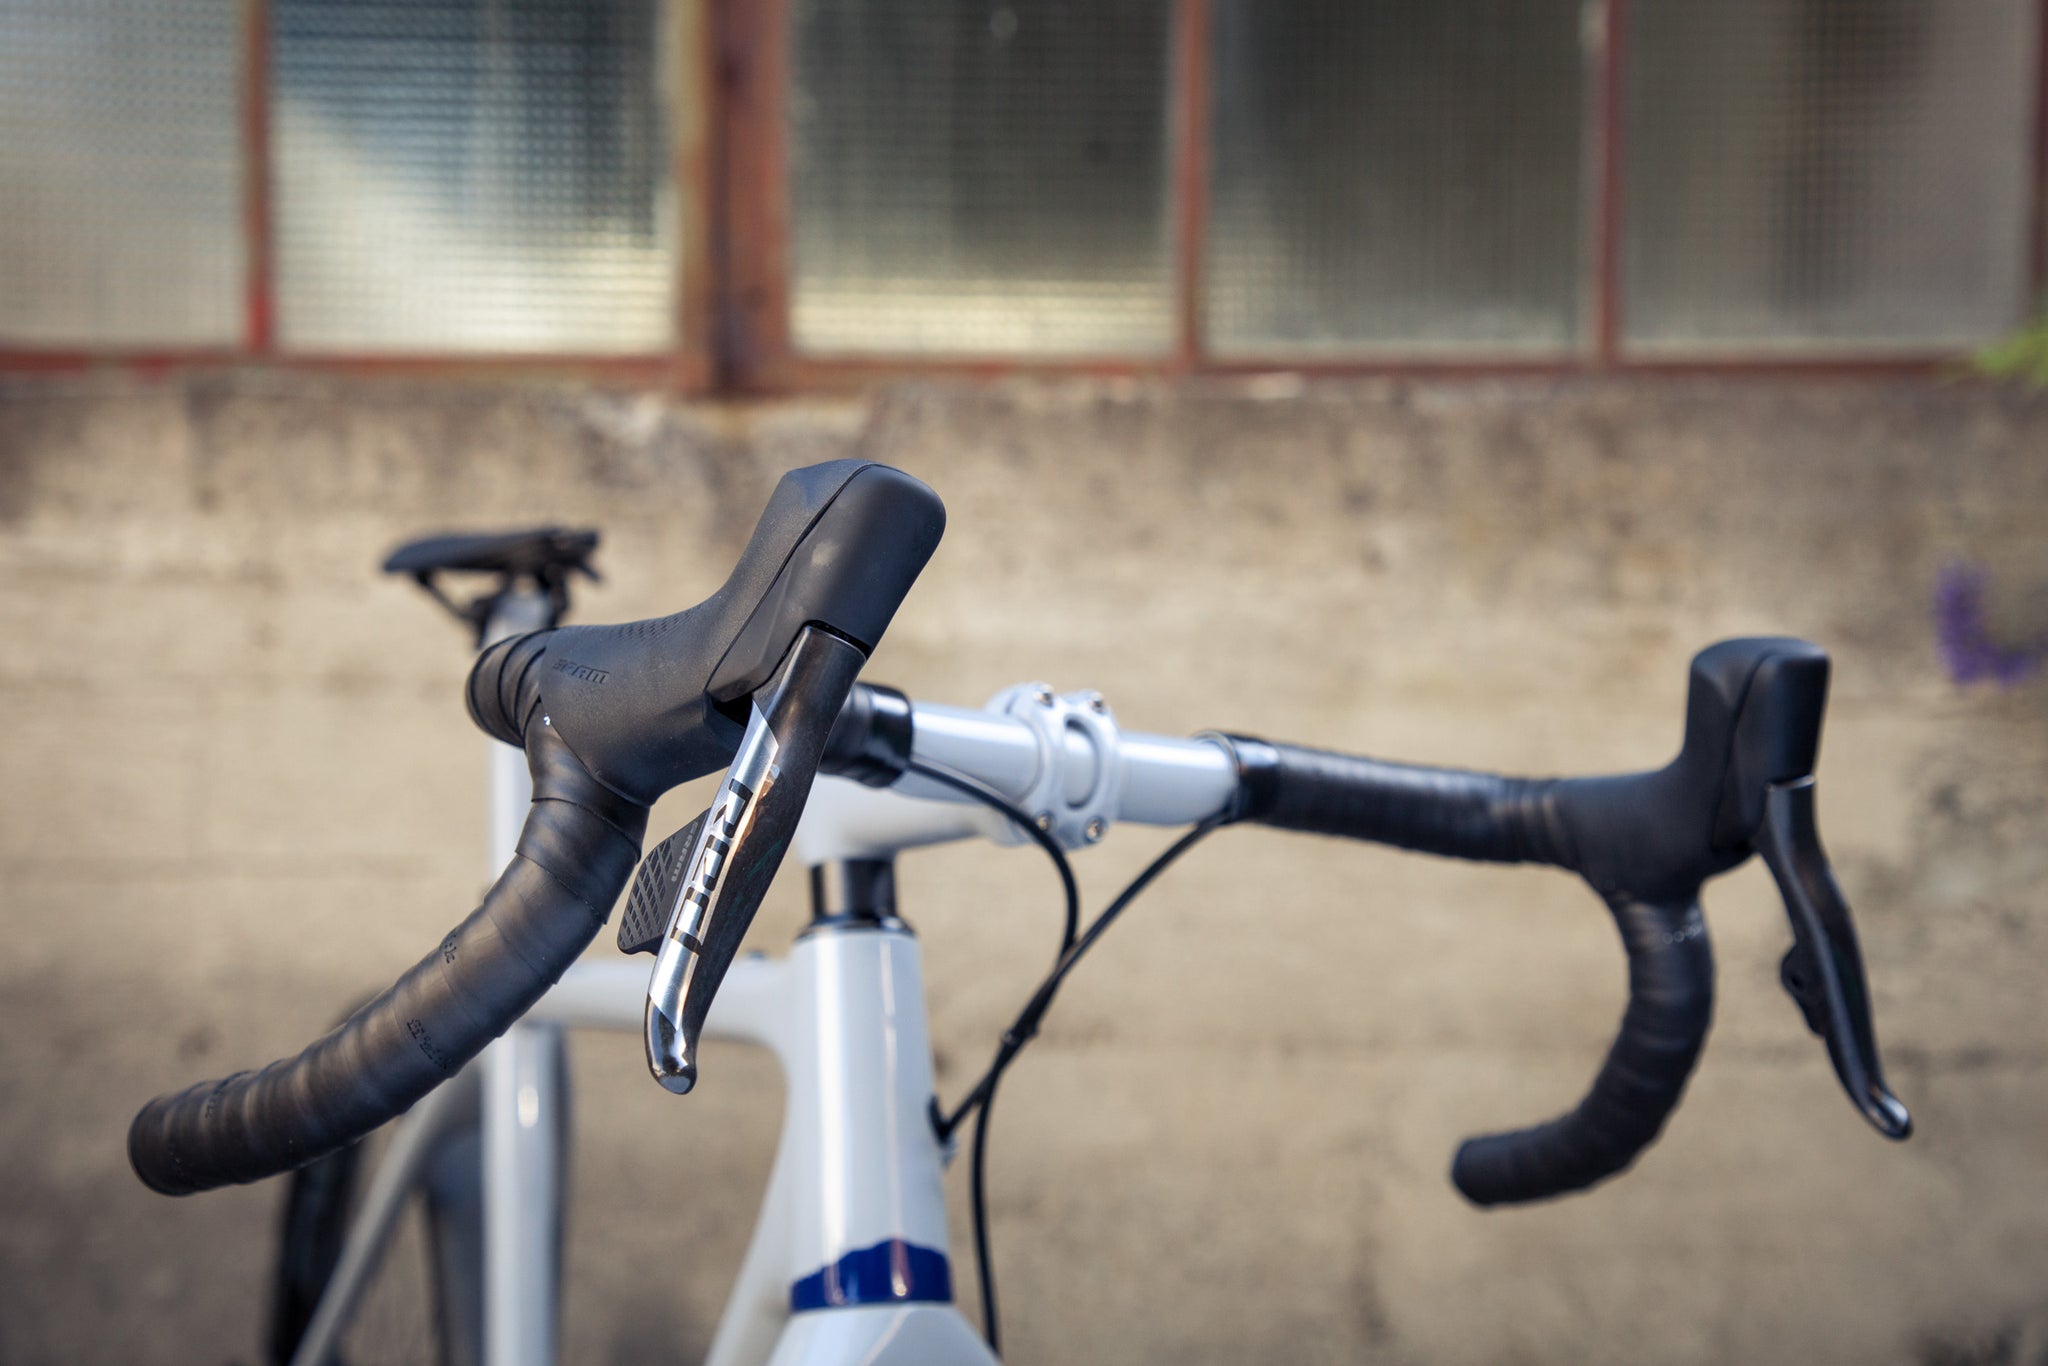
[480,585,568,1366]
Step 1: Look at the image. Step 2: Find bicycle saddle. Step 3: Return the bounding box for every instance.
[384,526,603,640]
[383,527,601,581]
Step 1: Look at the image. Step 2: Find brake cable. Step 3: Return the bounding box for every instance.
[906,759,1079,962]
[906,762,1225,1355]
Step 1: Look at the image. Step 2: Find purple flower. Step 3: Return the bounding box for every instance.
[1933,563,2047,688]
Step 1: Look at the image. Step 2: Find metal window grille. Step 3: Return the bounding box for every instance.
[0,0,245,347]
[0,0,2041,376]
[1623,0,2037,352]
[271,0,678,354]
[788,0,1177,357]
[1206,0,1591,357]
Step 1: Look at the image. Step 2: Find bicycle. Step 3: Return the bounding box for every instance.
[131,460,1911,1365]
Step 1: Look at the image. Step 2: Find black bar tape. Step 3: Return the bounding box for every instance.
[467,629,551,748]
[1233,739,1574,867]
[1229,737,1719,1207]
[128,714,646,1196]
[1451,898,1713,1205]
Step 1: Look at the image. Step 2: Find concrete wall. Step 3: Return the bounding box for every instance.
[2,371,2044,1365]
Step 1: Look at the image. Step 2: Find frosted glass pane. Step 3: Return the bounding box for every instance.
[0,0,244,347]
[1624,0,2034,351]
[789,0,1175,357]
[1207,0,1589,356]
[273,0,676,354]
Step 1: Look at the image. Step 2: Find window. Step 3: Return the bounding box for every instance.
[2,0,2042,377]
[0,0,244,347]
[1207,0,1590,356]
[271,0,679,353]
[788,0,1176,357]
[1624,0,2036,351]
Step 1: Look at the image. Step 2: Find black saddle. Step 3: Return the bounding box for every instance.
[383,527,601,640]
[383,527,599,580]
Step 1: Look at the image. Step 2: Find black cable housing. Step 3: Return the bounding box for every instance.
[905,759,1080,963]
[908,781,1223,1355]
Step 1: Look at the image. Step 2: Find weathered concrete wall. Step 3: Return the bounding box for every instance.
[2,372,2044,1365]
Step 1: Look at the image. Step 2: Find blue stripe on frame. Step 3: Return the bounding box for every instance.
[789,1238,953,1313]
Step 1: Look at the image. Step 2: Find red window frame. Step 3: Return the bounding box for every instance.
[2,0,2043,388]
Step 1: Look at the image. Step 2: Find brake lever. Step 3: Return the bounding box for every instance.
[641,625,867,1093]
[1752,775,1912,1139]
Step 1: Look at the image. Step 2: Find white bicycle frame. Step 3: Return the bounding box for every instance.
[291,591,1239,1366]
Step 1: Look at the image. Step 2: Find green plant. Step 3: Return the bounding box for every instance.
[1974,308,2048,387]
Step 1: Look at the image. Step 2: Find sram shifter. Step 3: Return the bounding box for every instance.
[626,625,867,1093]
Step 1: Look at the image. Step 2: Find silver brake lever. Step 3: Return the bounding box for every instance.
[641,625,866,1093]
[644,704,781,1093]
